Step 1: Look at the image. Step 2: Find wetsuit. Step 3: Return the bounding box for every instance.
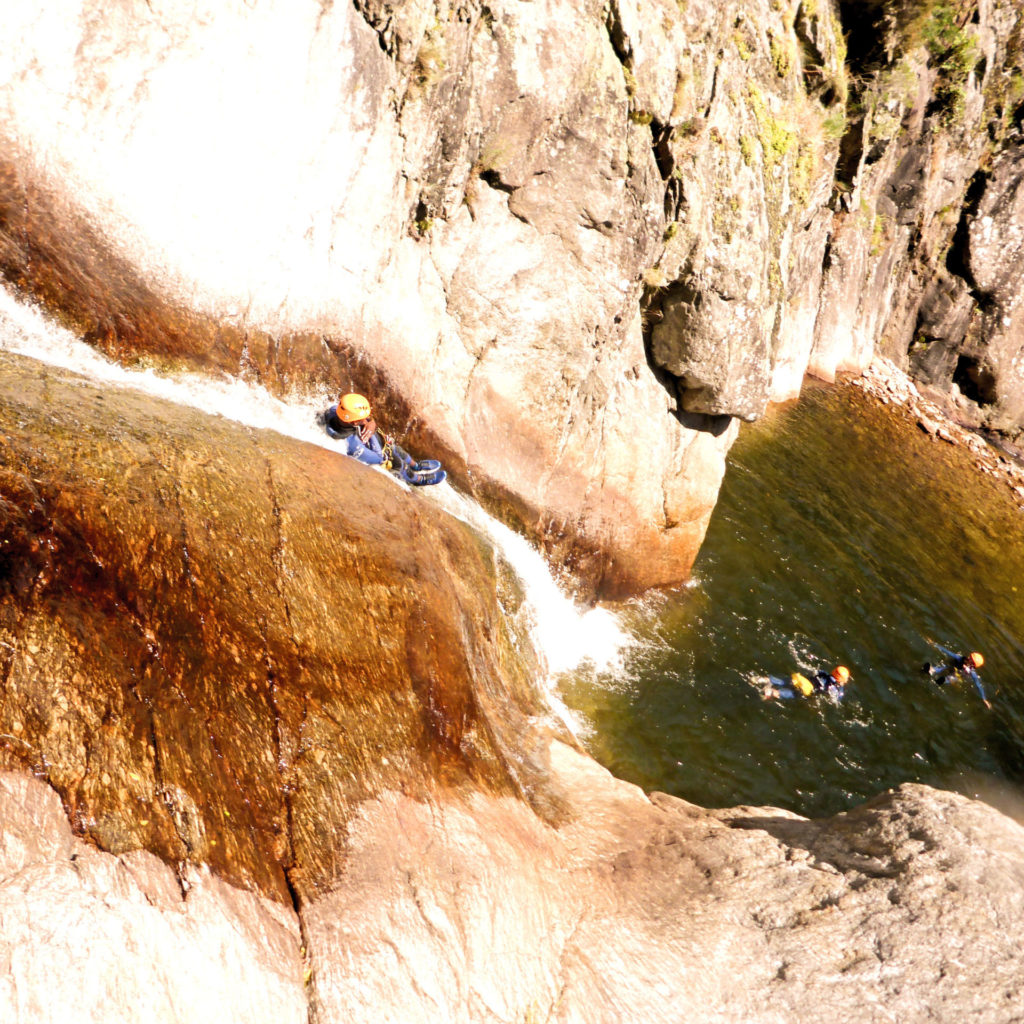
[765,671,844,701]
[324,406,391,466]
[323,405,430,479]
[811,670,846,701]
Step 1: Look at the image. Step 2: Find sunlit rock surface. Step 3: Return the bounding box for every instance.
[0,350,563,901]
[0,772,305,1024]
[0,0,753,598]
[307,743,1024,1024]
[2,1,1023,593]
[3,740,1023,1023]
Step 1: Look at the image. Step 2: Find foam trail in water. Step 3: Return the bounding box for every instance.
[431,486,632,677]
[0,285,338,452]
[0,284,633,684]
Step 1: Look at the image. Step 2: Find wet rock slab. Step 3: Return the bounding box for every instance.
[0,350,559,903]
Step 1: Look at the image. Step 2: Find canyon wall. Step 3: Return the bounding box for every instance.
[4,0,1019,596]
[2,3,1024,1020]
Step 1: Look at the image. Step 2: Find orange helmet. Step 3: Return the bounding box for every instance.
[337,393,371,422]
[833,666,851,683]
[968,652,984,669]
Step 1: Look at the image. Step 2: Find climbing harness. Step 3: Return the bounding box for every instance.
[380,433,396,470]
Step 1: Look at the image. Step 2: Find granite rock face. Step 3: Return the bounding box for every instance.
[961,140,1024,430]
[306,743,1024,1024]
[0,772,306,1024]
[0,350,561,901]
[818,0,1024,438]
[4,742,1023,1024]
[1,0,1023,594]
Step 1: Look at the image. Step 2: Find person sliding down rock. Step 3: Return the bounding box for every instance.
[922,647,990,708]
[322,393,446,487]
[762,665,851,702]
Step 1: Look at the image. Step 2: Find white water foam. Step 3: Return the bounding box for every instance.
[430,485,632,677]
[0,284,633,688]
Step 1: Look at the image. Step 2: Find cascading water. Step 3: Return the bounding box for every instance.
[0,283,632,712]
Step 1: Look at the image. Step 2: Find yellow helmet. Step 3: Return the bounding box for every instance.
[337,393,371,422]
[968,652,984,669]
[833,665,851,683]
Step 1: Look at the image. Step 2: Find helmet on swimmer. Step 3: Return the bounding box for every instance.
[968,651,984,669]
[833,665,851,683]
[337,393,371,422]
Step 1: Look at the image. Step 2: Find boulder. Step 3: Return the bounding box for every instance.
[0,349,563,901]
[304,743,1024,1023]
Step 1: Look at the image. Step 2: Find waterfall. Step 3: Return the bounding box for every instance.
[0,283,632,695]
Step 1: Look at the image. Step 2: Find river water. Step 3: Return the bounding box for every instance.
[561,380,1024,820]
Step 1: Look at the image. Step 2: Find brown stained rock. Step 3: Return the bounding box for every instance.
[1,0,1024,602]
[2,350,1023,1022]
[0,0,838,602]
[0,350,563,903]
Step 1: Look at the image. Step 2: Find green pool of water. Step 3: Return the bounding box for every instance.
[561,380,1024,819]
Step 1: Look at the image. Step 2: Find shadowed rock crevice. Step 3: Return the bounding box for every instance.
[944,166,990,287]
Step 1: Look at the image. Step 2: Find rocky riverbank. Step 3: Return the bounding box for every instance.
[848,357,1024,512]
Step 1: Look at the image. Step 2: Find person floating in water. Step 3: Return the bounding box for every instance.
[922,646,989,708]
[762,665,851,702]
[322,393,446,487]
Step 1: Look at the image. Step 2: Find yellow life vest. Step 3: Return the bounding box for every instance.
[791,672,814,696]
